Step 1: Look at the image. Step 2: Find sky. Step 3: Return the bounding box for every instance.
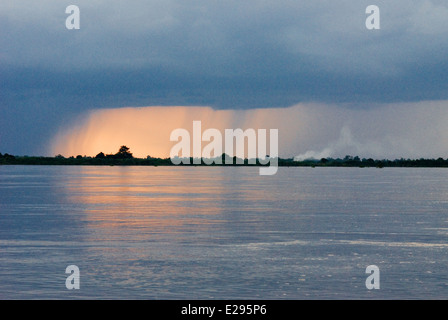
[1,0,448,158]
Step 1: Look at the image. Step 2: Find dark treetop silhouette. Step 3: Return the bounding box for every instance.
[95,145,134,159]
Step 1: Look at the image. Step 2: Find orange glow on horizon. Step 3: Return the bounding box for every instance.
[51,105,306,159]
[51,101,448,160]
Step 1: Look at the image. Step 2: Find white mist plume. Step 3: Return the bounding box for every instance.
[294,148,333,162]
[294,126,384,161]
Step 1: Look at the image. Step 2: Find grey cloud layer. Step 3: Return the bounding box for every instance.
[2,1,448,76]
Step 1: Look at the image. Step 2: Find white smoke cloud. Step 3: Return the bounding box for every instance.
[294,148,333,162]
[294,126,385,161]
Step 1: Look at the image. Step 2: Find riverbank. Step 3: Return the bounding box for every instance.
[1,154,448,168]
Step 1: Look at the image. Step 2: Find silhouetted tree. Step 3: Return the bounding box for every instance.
[95,152,106,159]
[115,146,133,159]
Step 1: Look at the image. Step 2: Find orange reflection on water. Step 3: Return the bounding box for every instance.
[64,166,231,240]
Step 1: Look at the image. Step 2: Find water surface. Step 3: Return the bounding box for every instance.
[0,166,447,299]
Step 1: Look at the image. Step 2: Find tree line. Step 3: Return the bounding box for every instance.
[1,147,448,167]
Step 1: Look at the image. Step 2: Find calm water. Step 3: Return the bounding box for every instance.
[0,165,447,299]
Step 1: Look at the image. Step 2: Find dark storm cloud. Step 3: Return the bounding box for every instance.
[1,0,448,155]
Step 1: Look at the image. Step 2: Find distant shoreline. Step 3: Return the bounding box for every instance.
[1,154,448,168]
